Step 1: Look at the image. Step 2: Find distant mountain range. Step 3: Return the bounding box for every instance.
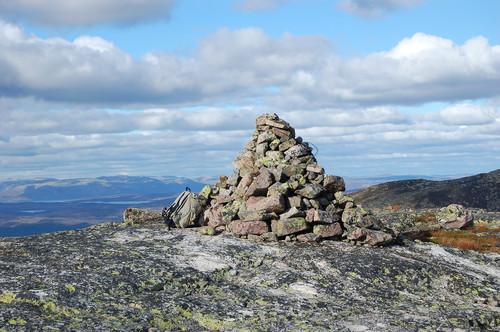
[2,171,496,237]
[0,176,208,237]
[350,169,500,211]
[0,175,208,202]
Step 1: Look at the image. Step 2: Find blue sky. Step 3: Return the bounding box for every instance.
[0,0,499,179]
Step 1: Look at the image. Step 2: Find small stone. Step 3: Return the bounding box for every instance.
[272,127,294,139]
[248,234,263,242]
[261,232,278,242]
[297,233,322,243]
[306,163,324,174]
[313,210,339,224]
[278,138,296,152]
[257,131,277,144]
[246,169,273,197]
[226,170,240,186]
[199,227,217,236]
[246,196,265,206]
[204,204,225,227]
[269,138,281,150]
[256,142,269,156]
[487,297,499,307]
[364,229,394,246]
[280,206,305,220]
[295,183,325,199]
[305,208,316,223]
[285,144,309,158]
[288,196,304,209]
[233,173,254,198]
[238,210,276,222]
[323,175,346,192]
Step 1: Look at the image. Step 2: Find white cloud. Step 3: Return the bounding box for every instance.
[0,0,177,27]
[285,33,500,108]
[337,0,423,18]
[233,0,299,12]
[1,22,499,110]
[421,104,500,126]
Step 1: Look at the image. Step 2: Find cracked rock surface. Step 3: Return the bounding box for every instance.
[1,220,499,331]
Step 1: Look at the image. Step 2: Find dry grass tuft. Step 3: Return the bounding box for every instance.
[413,213,438,224]
[409,223,500,253]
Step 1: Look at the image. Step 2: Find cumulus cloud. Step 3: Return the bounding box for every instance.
[1,22,499,110]
[337,0,424,18]
[0,0,177,27]
[281,33,500,109]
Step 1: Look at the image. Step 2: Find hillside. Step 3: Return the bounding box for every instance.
[1,220,499,330]
[351,169,500,211]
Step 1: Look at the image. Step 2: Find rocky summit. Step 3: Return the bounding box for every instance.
[199,113,394,246]
[1,221,499,331]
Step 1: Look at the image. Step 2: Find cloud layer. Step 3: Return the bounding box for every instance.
[0,12,498,179]
[1,21,499,110]
[0,0,177,26]
[337,0,424,18]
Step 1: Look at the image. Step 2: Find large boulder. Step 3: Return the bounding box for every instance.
[437,204,474,229]
[123,208,162,223]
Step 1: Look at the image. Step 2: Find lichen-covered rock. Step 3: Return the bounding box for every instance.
[1,221,498,331]
[204,204,224,227]
[199,226,217,235]
[198,185,212,202]
[295,183,325,199]
[267,182,293,196]
[123,208,162,223]
[313,223,343,238]
[437,204,474,229]
[221,200,242,223]
[313,210,339,224]
[271,217,308,237]
[232,220,269,236]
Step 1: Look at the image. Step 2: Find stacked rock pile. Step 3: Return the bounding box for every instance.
[198,113,395,246]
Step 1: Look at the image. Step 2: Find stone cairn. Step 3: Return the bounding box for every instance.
[198,113,395,246]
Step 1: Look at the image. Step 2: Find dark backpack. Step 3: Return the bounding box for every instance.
[162,188,205,229]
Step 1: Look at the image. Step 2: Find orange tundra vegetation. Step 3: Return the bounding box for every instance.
[411,223,500,253]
